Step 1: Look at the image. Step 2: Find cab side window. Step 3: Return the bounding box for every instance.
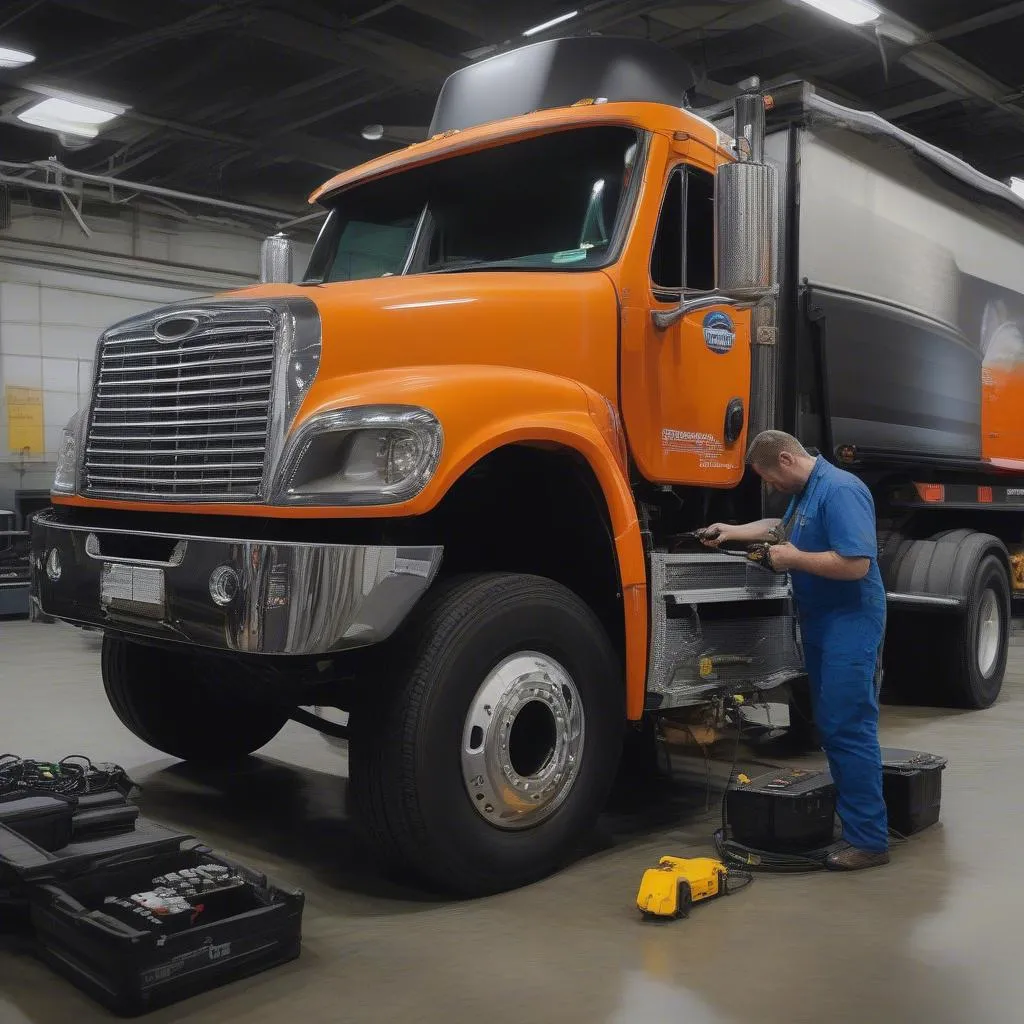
[650,167,716,296]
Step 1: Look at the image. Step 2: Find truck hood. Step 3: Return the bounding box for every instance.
[235,272,620,403]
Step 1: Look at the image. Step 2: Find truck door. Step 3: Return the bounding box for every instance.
[620,161,752,487]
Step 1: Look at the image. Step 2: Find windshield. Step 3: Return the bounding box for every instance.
[304,125,642,282]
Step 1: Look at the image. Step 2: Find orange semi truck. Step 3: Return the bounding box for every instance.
[31,38,1024,895]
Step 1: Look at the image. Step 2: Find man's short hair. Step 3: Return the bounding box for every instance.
[746,430,810,469]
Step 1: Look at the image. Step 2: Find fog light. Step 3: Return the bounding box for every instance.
[45,548,62,582]
[209,565,239,607]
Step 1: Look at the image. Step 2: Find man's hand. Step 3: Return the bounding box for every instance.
[700,524,733,548]
[766,542,802,572]
[699,519,784,547]
[767,544,870,580]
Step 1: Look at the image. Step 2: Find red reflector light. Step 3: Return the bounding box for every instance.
[915,483,945,503]
[978,486,994,504]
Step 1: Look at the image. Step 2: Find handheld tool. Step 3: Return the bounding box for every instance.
[671,527,721,547]
[671,531,777,570]
[703,542,776,569]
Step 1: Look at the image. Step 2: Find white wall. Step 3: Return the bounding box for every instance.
[0,200,312,506]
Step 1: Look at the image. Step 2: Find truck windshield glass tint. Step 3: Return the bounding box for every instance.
[305,126,642,282]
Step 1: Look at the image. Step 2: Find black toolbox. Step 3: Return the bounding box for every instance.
[881,748,947,836]
[0,821,304,1016]
[726,768,837,853]
[71,796,140,841]
[0,794,75,851]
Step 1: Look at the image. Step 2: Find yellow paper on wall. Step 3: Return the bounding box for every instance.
[6,386,44,455]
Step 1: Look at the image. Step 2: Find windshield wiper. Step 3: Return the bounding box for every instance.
[426,258,517,274]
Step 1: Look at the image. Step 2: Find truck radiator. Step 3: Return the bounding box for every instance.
[84,305,279,502]
[647,552,804,710]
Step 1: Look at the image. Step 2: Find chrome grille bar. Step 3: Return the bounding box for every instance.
[84,305,278,501]
[101,321,275,345]
[87,446,266,458]
[87,432,268,445]
[98,352,274,375]
[91,400,268,415]
[95,382,271,400]
[88,474,264,487]
[89,416,268,430]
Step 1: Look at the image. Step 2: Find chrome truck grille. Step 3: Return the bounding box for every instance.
[84,305,280,501]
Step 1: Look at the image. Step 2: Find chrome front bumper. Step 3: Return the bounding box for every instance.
[30,509,442,656]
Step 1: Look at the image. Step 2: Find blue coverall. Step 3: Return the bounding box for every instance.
[785,457,888,853]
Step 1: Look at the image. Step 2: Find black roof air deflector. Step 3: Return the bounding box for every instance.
[430,36,696,136]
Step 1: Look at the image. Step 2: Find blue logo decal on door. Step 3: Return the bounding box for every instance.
[702,311,735,354]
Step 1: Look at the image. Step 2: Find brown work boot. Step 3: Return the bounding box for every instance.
[825,846,890,871]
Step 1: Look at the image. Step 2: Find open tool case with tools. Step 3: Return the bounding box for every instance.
[0,757,304,1016]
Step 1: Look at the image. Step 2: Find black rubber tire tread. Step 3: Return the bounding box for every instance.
[875,528,906,584]
[937,553,1011,709]
[347,573,623,897]
[101,637,290,762]
[677,882,693,919]
[883,533,1011,709]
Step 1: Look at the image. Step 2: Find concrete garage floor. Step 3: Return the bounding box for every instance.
[2,619,1022,1024]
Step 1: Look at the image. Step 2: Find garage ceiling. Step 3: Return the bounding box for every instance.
[0,0,1022,224]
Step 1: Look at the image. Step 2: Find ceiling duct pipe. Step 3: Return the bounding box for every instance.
[0,159,299,224]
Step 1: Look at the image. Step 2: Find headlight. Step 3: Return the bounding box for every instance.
[51,410,84,496]
[275,406,443,506]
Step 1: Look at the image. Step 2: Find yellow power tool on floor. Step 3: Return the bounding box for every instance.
[636,856,750,919]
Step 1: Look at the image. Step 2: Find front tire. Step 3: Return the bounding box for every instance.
[101,637,290,761]
[347,574,623,897]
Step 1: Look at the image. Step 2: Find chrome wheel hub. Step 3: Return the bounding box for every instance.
[461,652,584,830]
[977,589,1001,678]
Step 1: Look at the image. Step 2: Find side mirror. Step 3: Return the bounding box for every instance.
[716,161,778,299]
[260,232,293,284]
[651,80,779,331]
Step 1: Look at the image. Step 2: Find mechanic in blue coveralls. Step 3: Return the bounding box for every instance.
[703,430,889,871]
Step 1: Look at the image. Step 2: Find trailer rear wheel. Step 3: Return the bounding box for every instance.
[940,554,1010,709]
[101,637,290,761]
[882,532,1011,708]
[346,573,623,896]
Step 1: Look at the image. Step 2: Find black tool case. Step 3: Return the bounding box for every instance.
[0,794,75,851]
[0,821,304,1016]
[881,748,946,836]
[71,797,140,841]
[726,768,837,852]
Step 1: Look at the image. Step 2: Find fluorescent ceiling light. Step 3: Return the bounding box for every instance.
[0,45,35,69]
[17,95,125,139]
[795,0,882,26]
[1010,177,1024,199]
[523,10,579,36]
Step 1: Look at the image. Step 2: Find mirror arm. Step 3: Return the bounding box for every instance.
[651,291,759,330]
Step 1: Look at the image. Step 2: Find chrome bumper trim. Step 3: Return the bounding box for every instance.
[30,509,442,656]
